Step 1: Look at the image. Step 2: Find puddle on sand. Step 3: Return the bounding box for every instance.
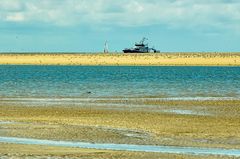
[162,109,210,116]
[0,137,240,157]
[0,121,16,125]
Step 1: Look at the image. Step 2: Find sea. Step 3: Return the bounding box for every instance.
[0,66,240,106]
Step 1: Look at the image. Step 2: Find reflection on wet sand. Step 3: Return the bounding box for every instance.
[1,136,240,157]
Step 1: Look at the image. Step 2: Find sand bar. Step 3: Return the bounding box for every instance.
[0,53,240,66]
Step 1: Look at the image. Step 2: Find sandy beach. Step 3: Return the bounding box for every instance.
[0,53,240,66]
[1,99,240,158]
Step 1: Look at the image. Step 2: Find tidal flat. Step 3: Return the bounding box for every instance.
[0,99,240,158]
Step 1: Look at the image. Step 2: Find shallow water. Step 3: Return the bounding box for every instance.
[0,121,15,124]
[0,97,212,116]
[0,66,240,99]
[0,137,240,157]
[162,109,209,116]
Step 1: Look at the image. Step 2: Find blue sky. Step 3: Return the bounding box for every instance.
[0,0,240,52]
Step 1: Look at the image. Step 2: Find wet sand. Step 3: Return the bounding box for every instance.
[2,137,240,157]
[0,53,240,66]
[2,143,232,159]
[0,99,240,158]
[1,99,240,146]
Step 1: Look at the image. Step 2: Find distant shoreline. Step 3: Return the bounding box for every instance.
[0,53,240,66]
[0,52,240,54]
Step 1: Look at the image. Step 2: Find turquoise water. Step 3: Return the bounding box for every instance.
[0,66,240,99]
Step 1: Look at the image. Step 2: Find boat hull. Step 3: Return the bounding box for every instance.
[123,49,149,53]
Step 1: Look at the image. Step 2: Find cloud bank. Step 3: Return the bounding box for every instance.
[0,0,240,32]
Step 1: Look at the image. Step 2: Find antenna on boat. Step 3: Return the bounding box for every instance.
[140,37,148,44]
[104,41,109,53]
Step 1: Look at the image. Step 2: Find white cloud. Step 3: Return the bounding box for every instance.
[5,12,25,22]
[0,0,240,32]
[0,0,23,11]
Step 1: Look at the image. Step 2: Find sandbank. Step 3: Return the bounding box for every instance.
[0,53,240,66]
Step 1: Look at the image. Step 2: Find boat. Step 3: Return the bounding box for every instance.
[123,38,159,53]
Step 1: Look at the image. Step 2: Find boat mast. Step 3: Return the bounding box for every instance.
[104,41,109,53]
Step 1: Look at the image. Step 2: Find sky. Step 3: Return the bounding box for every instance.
[0,0,240,52]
